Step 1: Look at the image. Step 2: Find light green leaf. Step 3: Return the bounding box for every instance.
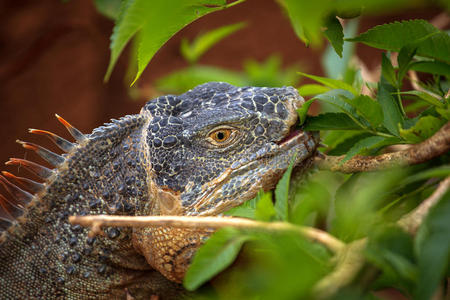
[274,156,296,221]
[255,190,276,221]
[156,65,247,93]
[304,112,363,131]
[346,95,384,128]
[324,16,343,57]
[298,84,330,96]
[377,81,403,136]
[398,91,445,108]
[281,0,332,46]
[410,61,450,77]
[297,99,315,125]
[298,72,358,95]
[346,20,450,63]
[224,194,257,219]
[105,0,239,83]
[399,116,445,143]
[181,22,246,63]
[342,136,401,163]
[184,227,252,290]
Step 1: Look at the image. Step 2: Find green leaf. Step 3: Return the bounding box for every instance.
[156,65,247,93]
[324,16,343,57]
[105,0,236,84]
[94,0,122,19]
[304,112,363,131]
[346,20,450,63]
[365,225,417,291]
[326,132,372,155]
[397,45,417,84]
[255,190,276,221]
[243,55,300,87]
[274,156,296,221]
[224,193,257,219]
[346,95,384,128]
[298,84,330,96]
[341,136,401,163]
[398,91,445,108]
[403,165,450,185]
[381,53,397,87]
[399,115,445,143]
[184,227,252,290]
[180,22,246,63]
[410,61,450,77]
[314,89,370,129]
[281,0,332,46]
[414,191,450,300]
[377,81,403,136]
[297,99,315,125]
[298,72,358,95]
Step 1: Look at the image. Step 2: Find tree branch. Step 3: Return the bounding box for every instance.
[315,122,450,173]
[69,215,345,253]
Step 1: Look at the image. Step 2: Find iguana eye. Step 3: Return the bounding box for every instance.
[207,127,236,146]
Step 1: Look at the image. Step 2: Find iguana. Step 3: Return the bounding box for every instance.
[0,82,319,299]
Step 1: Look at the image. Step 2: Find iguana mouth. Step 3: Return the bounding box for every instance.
[276,120,302,146]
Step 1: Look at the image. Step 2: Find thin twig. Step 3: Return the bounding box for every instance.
[69,215,345,253]
[398,176,450,234]
[316,122,450,173]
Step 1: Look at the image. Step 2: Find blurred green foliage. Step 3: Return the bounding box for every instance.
[93,0,449,299]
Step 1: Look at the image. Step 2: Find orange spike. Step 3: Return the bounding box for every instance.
[16,140,65,166]
[55,114,87,142]
[5,158,53,179]
[28,129,74,152]
[1,171,44,194]
[0,175,33,206]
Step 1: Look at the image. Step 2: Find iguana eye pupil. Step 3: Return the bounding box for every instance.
[209,129,232,143]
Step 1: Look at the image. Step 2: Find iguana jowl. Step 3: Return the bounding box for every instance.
[0,82,319,299]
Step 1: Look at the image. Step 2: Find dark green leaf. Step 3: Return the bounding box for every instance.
[403,165,450,185]
[399,115,445,143]
[410,61,450,77]
[414,191,450,300]
[297,99,315,125]
[341,136,401,163]
[94,0,122,19]
[180,22,246,63]
[398,91,445,108]
[377,81,403,136]
[381,53,397,87]
[397,45,417,84]
[347,95,384,128]
[346,20,450,63]
[324,16,344,57]
[327,132,373,155]
[274,156,296,221]
[184,227,252,290]
[304,112,362,130]
[365,225,417,291]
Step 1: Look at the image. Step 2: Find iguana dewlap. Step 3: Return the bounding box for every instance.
[0,82,319,299]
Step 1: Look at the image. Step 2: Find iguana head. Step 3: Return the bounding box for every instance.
[142,82,318,216]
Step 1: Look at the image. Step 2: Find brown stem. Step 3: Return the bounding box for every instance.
[69,215,345,253]
[316,122,450,173]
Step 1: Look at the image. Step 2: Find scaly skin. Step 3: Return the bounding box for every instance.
[0,82,319,299]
